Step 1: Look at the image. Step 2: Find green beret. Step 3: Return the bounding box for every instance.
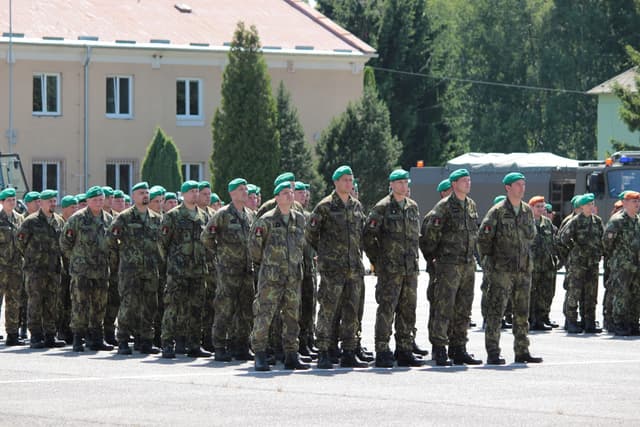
[76,193,87,202]
[332,165,353,181]
[24,191,41,203]
[85,186,104,199]
[228,178,247,193]
[255,186,261,195]
[101,186,114,197]
[113,190,124,199]
[502,172,525,185]
[61,195,78,208]
[545,203,553,212]
[493,195,506,205]
[274,172,295,187]
[0,188,16,200]
[247,184,259,194]
[131,182,149,192]
[294,181,306,191]
[274,181,293,196]
[571,195,581,208]
[181,180,199,193]
[124,195,131,204]
[210,193,220,203]
[304,183,311,190]
[436,179,451,192]
[449,168,470,182]
[164,192,177,201]
[198,181,211,191]
[389,169,410,182]
[576,193,595,207]
[618,191,630,201]
[149,186,164,200]
[40,189,58,200]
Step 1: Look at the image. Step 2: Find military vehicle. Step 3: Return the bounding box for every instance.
[0,152,30,197]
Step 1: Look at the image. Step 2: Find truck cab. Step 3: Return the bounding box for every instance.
[0,152,30,199]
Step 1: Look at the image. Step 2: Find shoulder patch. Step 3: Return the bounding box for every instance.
[483,225,492,233]
[431,217,442,227]
[255,227,263,237]
[161,225,170,236]
[65,229,74,239]
[368,219,377,228]
[208,225,217,234]
[17,232,25,241]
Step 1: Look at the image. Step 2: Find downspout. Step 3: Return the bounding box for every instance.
[83,45,92,191]
[7,0,15,155]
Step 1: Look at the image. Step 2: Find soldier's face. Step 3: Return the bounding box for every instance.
[440,188,453,199]
[164,199,179,211]
[103,196,113,209]
[334,175,353,195]
[62,205,77,218]
[294,190,306,204]
[247,193,258,210]
[198,188,211,207]
[452,176,471,195]
[2,197,16,211]
[230,185,248,204]
[112,198,125,212]
[276,188,294,208]
[390,179,409,197]
[624,198,640,215]
[582,202,594,216]
[532,202,546,218]
[133,189,149,206]
[42,198,57,214]
[87,195,105,213]
[210,201,222,211]
[26,200,40,213]
[183,188,199,205]
[506,180,526,200]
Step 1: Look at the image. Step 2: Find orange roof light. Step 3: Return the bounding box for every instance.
[605,157,613,166]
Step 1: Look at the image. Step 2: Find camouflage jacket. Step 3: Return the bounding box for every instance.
[301,210,317,275]
[305,191,365,274]
[559,213,604,268]
[256,198,304,218]
[477,198,536,273]
[363,194,420,274]
[249,206,305,282]
[531,215,558,271]
[200,205,217,276]
[201,202,254,275]
[106,206,162,277]
[419,194,478,265]
[16,209,64,273]
[160,204,208,278]
[603,210,640,274]
[0,209,23,270]
[60,207,113,278]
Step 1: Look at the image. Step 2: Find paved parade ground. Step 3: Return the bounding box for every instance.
[1,270,639,426]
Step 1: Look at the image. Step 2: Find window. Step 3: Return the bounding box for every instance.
[106,76,132,117]
[33,73,60,115]
[32,161,60,192]
[106,162,134,192]
[176,78,202,120]
[181,163,203,181]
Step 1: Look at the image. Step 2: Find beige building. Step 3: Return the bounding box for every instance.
[0,0,374,196]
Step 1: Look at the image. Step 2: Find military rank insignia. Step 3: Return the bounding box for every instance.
[255,227,263,237]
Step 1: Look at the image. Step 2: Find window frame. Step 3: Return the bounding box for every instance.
[31,160,62,193]
[106,75,134,119]
[181,162,203,182]
[32,73,61,116]
[106,161,135,192]
[176,78,203,124]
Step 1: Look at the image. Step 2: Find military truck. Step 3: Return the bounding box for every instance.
[410,151,640,224]
[0,152,29,197]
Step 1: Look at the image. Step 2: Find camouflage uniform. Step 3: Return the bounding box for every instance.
[249,206,305,353]
[60,208,113,340]
[420,194,478,350]
[559,213,604,329]
[477,199,536,358]
[364,194,420,353]
[530,215,558,326]
[299,209,318,348]
[0,209,23,338]
[201,203,254,353]
[106,206,162,344]
[602,210,624,331]
[57,242,73,341]
[159,204,208,350]
[602,211,640,333]
[305,191,365,352]
[104,217,120,344]
[200,205,218,350]
[16,209,64,339]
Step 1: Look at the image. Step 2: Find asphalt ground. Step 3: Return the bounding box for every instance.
[1,269,639,426]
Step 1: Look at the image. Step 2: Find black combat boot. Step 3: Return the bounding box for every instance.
[614,323,631,337]
[340,350,369,368]
[530,320,552,331]
[187,346,212,358]
[328,347,341,364]
[140,340,160,354]
[89,331,114,351]
[117,341,132,355]
[161,342,176,359]
[486,352,505,365]
[284,352,311,370]
[412,340,429,356]
[356,344,374,362]
[298,340,316,360]
[29,333,46,349]
[72,333,85,352]
[44,332,66,348]
[375,350,395,368]
[432,345,452,366]
[214,347,233,362]
[104,329,117,346]
[396,350,425,367]
[451,346,482,365]
[583,320,602,334]
[19,325,28,340]
[254,351,271,371]
[5,333,25,346]
[317,351,333,369]
[515,351,543,363]
[174,336,187,355]
[233,344,254,361]
[202,333,215,353]
[566,320,583,334]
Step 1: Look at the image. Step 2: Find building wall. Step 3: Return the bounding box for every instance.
[597,93,640,159]
[0,43,366,196]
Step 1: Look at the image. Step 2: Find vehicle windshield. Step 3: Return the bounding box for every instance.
[0,154,29,199]
[607,169,640,198]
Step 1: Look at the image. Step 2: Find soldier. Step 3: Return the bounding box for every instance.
[124,195,133,209]
[148,186,166,214]
[477,172,542,365]
[210,193,223,211]
[196,181,217,353]
[164,192,179,212]
[201,178,255,361]
[24,191,41,215]
[528,196,559,331]
[603,191,640,336]
[16,189,66,348]
[76,193,88,210]
[111,191,125,213]
[103,187,123,347]
[19,191,40,338]
[603,197,625,331]
[0,188,26,346]
[159,180,210,358]
[102,186,115,215]
[250,182,309,371]
[247,184,260,212]
[420,169,481,366]
[107,182,162,355]
[559,193,604,334]
[364,169,423,368]
[60,186,114,352]
[306,165,368,369]
[57,195,78,344]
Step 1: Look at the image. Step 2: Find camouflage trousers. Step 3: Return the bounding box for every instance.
[484,270,531,356]
[315,269,363,352]
[530,269,556,324]
[602,267,613,329]
[212,271,254,349]
[563,264,598,323]
[251,275,301,353]
[611,269,640,327]
[116,274,158,342]
[429,262,474,348]
[426,268,436,330]
[161,275,205,349]
[25,271,60,336]
[70,275,108,334]
[0,268,22,334]
[299,272,317,342]
[201,272,217,344]
[374,272,417,352]
[481,274,512,322]
[56,270,72,336]
[104,271,120,336]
